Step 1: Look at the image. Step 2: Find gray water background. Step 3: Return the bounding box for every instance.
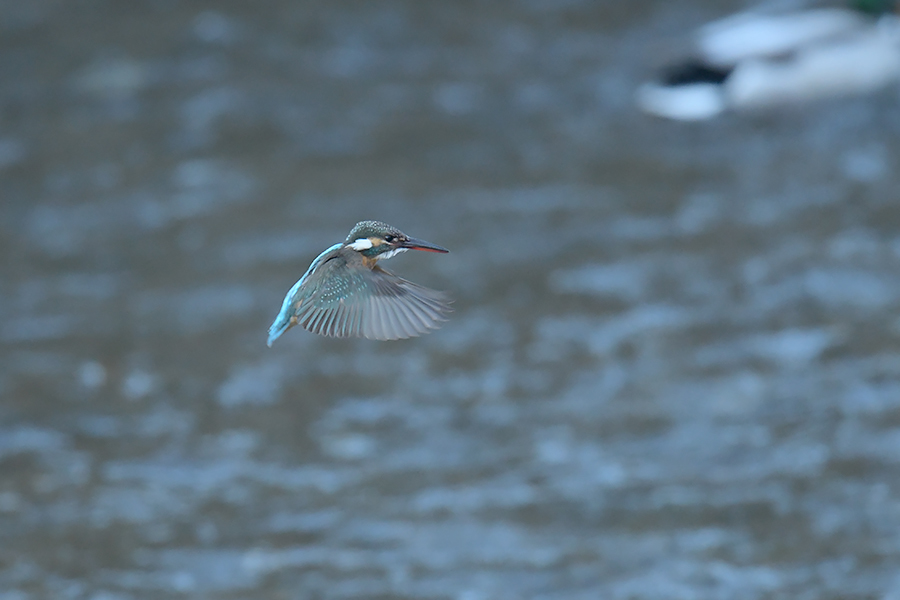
[3,1,900,598]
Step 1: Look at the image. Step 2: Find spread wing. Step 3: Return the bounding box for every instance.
[294,257,451,340]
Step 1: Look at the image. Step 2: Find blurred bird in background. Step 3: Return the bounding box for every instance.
[636,0,900,120]
[267,221,451,346]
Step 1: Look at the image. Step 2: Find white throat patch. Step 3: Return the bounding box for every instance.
[349,238,374,251]
[379,247,408,260]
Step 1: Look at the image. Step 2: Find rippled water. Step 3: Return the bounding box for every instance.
[3,1,900,598]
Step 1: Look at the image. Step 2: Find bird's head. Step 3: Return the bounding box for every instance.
[344,220,449,260]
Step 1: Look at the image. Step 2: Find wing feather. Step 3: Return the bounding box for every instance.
[383,299,405,340]
[396,295,427,337]
[294,258,451,340]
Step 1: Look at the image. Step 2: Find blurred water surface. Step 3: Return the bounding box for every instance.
[3,1,900,598]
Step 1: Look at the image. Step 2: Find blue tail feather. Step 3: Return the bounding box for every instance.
[267,314,293,347]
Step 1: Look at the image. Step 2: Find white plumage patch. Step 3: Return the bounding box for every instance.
[349,238,374,251]
[378,247,408,260]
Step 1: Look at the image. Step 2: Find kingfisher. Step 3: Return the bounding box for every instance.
[267,220,451,346]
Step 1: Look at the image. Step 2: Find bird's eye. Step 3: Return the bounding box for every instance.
[384,235,395,243]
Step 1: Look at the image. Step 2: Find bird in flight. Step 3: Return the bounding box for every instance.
[267,220,451,346]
